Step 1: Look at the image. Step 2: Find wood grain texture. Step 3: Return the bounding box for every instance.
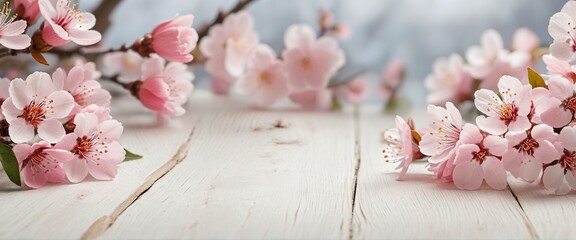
[0,93,206,239]
[508,178,576,239]
[101,104,357,239]
[351,107,535,239]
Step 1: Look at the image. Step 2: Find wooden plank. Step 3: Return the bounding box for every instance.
[0,92,211,239]
[101,104,358,238]
[351,106,536,239]
[508,178,576,239]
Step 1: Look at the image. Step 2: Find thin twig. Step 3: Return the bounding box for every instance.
[0,48,29,58]
[91,0,123,36]
[327,70,366,88]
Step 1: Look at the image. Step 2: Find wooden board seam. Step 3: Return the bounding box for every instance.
[349,105,361,240]
[80,125,198,240]
[507,185,540,240]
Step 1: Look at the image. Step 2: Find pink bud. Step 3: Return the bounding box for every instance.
[151,15,199,63]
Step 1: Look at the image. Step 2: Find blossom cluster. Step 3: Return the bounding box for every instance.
[386,1,576,195]
[198,10,368,110]
[0,64,125,188]
[425,28,540,106]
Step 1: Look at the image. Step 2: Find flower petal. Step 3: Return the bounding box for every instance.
[453,161,484,190]
[63,159,88,183]
[37,118,66,143]
[8,118,34,143]
[476,116,507,135]
[482,157,508,190]
[543,164,564,191]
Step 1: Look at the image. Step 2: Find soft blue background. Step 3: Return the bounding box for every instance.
[82,0,565,105]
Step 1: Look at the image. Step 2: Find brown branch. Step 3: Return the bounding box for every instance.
[0,48,29,58]
[196,0,257,41]
[327,70,366,88]
[91,0,123,36]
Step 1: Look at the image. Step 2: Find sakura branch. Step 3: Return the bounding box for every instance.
[385,1,576,195]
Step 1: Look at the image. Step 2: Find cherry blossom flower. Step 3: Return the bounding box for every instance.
[548,1,576,61]
[542,54,576,82]
[210,75,234,95]
[2,72,74,143]
[542,126,576,195]
[537,76,576,128]
[76,104,111,122]
[138,57,194,117]
[200,11,259,79]
[13,141,73,188]
[333,23,351,40]
[379,58,405,98]
[382,116,421,180]
[333,77,368,104]
[419,102,463,169]
[474,75,532,135]
[55,113,124,183]
[39,0,101,47]
[0,2,31,50]
[151,14,198,63]
[289,89,333,110]
[52,65,111,113]
[101,50,143,82]
[502,124,561,182]
[236,44,289,108]
[425,54,472,105]
[13,0,40,25]
[282,24,345,92]
[0,77,9,120]
[453,124,509,190]
[466,29,530,90]
[512,28,540,53]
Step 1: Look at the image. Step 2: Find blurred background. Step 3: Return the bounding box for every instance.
[81,0,566,106]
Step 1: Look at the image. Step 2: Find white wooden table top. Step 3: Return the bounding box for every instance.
[0,91,573,239]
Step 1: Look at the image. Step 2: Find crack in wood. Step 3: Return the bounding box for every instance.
[507,185,540,240]
[348,105,361,240]
[80,126,198,240]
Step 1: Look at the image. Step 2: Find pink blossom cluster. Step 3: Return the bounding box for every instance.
[200,10,368,110]
[425,28,540,106]
[0,63,125,189]
[387,1,576,195]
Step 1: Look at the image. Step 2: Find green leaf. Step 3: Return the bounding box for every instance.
[331,96,342,111]
[0,143,21,186]
[528,67,547,89]
[124,148,143,161]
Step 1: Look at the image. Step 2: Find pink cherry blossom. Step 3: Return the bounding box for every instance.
[55,113,124,183]
[542,126,576,195]
[289,89,333,110]
[548,1,576,61]
[425,54,472,105]
[2,72,74,143]
[502,124,561,182]
[539,126,576,194]
[138,57,194,117]
[537,76,576,128]
[542,54,576,82]
[101,50,143,82]
[419,102,463,167]
[39,0,101,47]
[236,44,289,108]
[0,3,31,50]
[151,14,198,63]
[333,23,351,40]
[52,65,111,114]
[200,11,259,79]
[466,29,530,90]
[512,28,540,53]
[13,0,40,25]
[282,24,345,92]
[333,77,368,104]
[453,124,509,190]
[383,116,421,180]
[210,75,234,95]
[13,141,73,188]
[379,58,405,97]
[474,75,532,135]
[0,77,9,120]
